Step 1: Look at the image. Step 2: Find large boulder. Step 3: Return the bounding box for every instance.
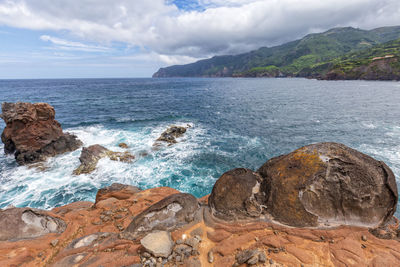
[73,144,135,175]
[209,168,265,220]
[258,142,398,227]
[1,102,82,165]
[122,193,200,239]
[0,208,66,241]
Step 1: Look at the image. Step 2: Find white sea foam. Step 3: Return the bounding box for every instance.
[0,122,212,209]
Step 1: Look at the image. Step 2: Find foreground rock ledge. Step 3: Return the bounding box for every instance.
[0,143,399,266]
[1,102,82,165]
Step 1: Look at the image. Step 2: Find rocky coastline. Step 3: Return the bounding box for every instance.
[1,102,400,266]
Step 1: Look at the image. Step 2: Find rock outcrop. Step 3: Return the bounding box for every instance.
[122,193,200,239]
[73,144,135,175]
[0,143,399,266]
[155,125,187,144]
[209,168,265,220]
[0,208,66,241]
[257,142,398,227]
[1,102,82,165]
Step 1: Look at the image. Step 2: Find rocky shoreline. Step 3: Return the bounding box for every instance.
[1,102,400,266]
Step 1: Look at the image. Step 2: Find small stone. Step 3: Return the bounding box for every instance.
[273,230,278,235]
[185,237,200,249]
[158,257,162,262]
[320,236,325,241]
[176,239,183,245]
[247,255,259,265]
[50,239,59,247]
[193,235,202,242]
[140,231,174,258]
[269,259,274,264]
[232,263,239,267]
[114,214,123,219]
[255,236,259,241]
[190,227,204,237]
[143,252,151,258]
[176,255,181,262]
[208,251,214,263]
[258,251,267,263]
[329,239,335,244]
[362,244,367,249]
[361,235,367,241]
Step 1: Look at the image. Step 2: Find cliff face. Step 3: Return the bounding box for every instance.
[323,57,400,80]
[1,142,400,267]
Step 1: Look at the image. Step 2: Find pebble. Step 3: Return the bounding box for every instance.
[269,259,274,264]
[143,252,151,258]
[362,244,367,249]
[320,236,325,241]
[208,251,214,263]
[247,255,259,265]
[362,235,367,241]
[258,251,267,263]
[50,239,59,247]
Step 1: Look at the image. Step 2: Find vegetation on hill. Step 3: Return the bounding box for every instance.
[152,26,400,80]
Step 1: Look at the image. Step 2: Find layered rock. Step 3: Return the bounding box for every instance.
[73,144,135,175]
[257,142,398,227]
[1,102,82,165]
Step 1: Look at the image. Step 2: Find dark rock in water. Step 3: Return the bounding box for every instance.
[0,208,66,241]
[122,193,199,239]
[257,142,398,227]
[95,183,141,204]
[73,144,135,175]
[118,142,128,148]
[156,125,187,144]
[1,102,82,165]
[209,168,265,220]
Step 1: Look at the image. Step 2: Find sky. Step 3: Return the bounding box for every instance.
[0,0,400,78]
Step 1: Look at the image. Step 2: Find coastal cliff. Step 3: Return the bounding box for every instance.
[153,26,400,81]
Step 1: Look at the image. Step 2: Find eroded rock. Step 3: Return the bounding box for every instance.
[156,125,187,144]
[258,142,398,227]
[1,102,82,165]
[122,193,200,239]
[209,168,265,220]
[95,183,141,204]
[0,208,66,241]
[73,144,135,175]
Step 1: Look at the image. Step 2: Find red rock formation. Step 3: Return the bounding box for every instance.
[1,102,82,165]
[0,185,399,267]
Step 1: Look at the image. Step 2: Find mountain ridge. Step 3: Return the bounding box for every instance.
[152,26,400,79]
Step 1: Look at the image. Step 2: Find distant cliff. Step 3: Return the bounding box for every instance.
[153,26,400,80]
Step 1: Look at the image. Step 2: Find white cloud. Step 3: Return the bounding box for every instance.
[0,0,400,63]
[40,35,110,52]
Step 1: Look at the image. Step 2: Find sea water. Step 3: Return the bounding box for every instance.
[0,78,399,216]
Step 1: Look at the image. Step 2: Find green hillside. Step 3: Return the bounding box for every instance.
[313,38,400,80]
[152,26,400,78]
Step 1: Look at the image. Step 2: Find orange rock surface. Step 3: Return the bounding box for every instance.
[1,186,400,267]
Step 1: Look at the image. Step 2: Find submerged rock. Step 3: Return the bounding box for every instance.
[122,193,199,239]
[258,142,398,227]
[73,144,135,175]
[156,125,187,144]
[209,168,265,220]
[1,102,82,165]
[0,208,66,241]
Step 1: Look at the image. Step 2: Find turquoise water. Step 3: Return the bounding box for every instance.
[0,78,400,215]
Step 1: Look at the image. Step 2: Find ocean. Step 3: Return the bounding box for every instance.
[1,78,400,216]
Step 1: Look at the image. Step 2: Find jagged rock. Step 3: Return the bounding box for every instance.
[0,208,66,241]
[140,231,173,258]
[122,193,200,239]
[1,102,82,165]
[118,142,129,148]
[73,144,135,175]
[258,142,398,227]
[209,168,265,220]
[95,183,141,204]
[155,125,187,144]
